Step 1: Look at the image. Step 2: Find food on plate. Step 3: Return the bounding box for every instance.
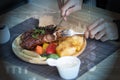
[56,35,84,57]
[48,54,60,59]
[43,43,49,52]
[12,24,86,64]
[46,43,57,54]
[17,25,63,59]
[22,49,40,57]
[20,25,58,50]
[35,45,43,55]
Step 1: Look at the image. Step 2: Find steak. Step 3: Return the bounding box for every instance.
[20,25,57,50]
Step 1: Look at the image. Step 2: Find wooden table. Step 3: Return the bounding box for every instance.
[0,0,120,80]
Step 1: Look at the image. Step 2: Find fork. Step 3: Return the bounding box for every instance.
[61,29,84,36]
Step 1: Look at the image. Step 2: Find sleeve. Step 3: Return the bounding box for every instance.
[113,20,120,41]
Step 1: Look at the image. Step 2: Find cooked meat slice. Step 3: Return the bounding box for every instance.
[20,25,61,50]
[43,34,55,42]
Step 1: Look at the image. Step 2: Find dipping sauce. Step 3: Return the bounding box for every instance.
[56,56,81,80]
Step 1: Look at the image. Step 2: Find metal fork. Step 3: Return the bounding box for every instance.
[61,29,84,36]
[61,29,86,44]
[54,17,64,27]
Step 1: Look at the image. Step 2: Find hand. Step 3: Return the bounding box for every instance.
[85,18,119,42]
[61,0,83,20]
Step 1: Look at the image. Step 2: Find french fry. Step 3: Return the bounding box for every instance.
[29,58,47,64]
[30,57,47,64]
[22,49,40,58]
[18,52,33,60]
[19,52,46,62]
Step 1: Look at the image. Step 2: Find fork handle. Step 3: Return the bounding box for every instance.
[74,32,84,35]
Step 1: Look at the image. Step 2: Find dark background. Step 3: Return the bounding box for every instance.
[84,0,120,13]
[0,0,28,15]
[0,0,120,15]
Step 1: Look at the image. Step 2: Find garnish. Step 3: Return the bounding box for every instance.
[34,29,45,34]
[32,33,39,39]
[41,53,60,59]
[32,28,45,39]
[48,54,60,59]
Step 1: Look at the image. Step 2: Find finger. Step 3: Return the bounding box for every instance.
[84,27,89,39]
[88,18,104,30]
[65,7,74,16]
[85,30,89,39]
[65,5,81,16]
[90,23,105,37]
[100,35,109,42]
[95,29,105,40]
[63,17,67,21]
[61,0,78,17]
[90,34,95,39]
[61,7,67,17]
[61,3,73,17]
[62,6,75,21]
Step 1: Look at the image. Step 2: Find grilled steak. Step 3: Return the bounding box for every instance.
[20,25,58,50]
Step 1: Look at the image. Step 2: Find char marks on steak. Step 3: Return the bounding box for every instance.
[20,25,57,50]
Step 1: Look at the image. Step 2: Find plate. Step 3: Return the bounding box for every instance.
[12,35,86,65]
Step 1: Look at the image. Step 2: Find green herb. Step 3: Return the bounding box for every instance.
[32,33,39,39]
[32,28,45,39]
[41,53,49,58]
[48,54,60,59]
[41,54,60,59]
[35,29,45,34]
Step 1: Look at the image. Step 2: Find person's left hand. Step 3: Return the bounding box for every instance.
[85,18,119,42]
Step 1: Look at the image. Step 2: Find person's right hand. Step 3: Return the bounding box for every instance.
[85,18,119,42]
[61,0,83,21]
